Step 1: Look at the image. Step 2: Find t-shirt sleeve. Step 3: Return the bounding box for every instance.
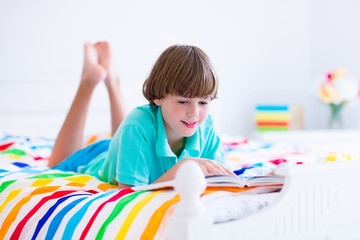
[115,125,151,186]
[202,128,226,166]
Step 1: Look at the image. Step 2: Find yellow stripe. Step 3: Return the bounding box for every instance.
[64,175,93,184]
[85,135,98,146]
[255,113,290,121]
[0,186,60,239]
[140,194,180,240]
[7,154,22,159]
[116,190,165,239]
[31,178,54,187]
[0,189,23,214]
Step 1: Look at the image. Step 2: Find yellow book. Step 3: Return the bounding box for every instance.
[255,112,290,121]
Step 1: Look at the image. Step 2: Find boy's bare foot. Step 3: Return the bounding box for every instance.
[81,42,107,89]
[95,41,120,90]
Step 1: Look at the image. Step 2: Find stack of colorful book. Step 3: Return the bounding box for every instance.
[255,105,290,131]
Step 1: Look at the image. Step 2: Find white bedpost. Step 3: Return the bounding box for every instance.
[167,161,213,240]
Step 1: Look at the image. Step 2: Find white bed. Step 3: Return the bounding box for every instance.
[168,130,360,240]
[1,78,360,240]
[170,158,360,240]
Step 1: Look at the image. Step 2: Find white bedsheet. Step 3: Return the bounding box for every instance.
[202,188,280,223]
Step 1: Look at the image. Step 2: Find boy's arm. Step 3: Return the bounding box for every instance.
[152,157,235,184]
[202,127,226,166]
[118,182,133,189]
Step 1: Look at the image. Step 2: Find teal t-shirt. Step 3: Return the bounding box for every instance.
[79,104,225,186]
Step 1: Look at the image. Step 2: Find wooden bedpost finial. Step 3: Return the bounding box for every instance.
[167,160,213,240]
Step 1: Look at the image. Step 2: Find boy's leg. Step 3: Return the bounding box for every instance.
[48,43,107,168]
[95,41,127,135]
[52,139,111,172]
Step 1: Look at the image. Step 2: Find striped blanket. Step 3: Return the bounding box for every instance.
[0,134,253,240]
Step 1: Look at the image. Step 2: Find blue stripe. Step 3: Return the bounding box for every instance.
[44,196,89,240]
[256,105,288,111]
[61,191,114,240]
[0,167,51,179]
[32,193,91,240]
[21,168,50,174]
[12,162,30,168]
[30,145,53,150]
[0,172,16,179]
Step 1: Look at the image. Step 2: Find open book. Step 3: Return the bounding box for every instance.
[205,174,284,188]
[131,174,284,191]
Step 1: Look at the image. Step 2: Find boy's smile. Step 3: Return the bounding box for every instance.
[154,94,211,151]
[181,120,197,128]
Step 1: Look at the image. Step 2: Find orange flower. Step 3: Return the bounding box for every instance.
[318,83,340,104]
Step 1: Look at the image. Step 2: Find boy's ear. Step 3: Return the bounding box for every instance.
[153,99,162,106]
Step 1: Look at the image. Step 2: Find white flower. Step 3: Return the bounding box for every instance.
[316,68,359,105]
[332,76,358,102]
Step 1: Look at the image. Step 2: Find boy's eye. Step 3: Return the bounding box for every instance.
[199,101,209,105]
[178,101,187,104]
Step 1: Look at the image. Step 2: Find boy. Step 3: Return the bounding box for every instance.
[49,42,234,189]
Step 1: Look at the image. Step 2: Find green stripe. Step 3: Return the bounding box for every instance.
[27,173,80,179]
[0,180,17,194]
[96,191,145,239]
[1,149,27,156]
[0,173,79,193]
[256,127,288,131]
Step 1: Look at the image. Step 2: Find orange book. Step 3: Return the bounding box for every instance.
[256,121,288,127]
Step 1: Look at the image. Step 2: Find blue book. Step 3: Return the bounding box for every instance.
[256,105,288,111]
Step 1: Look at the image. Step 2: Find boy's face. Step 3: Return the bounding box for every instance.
[154,94,211,143]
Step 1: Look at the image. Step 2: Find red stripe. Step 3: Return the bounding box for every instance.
[0,142,15,151]
[80,188,134,240]
[269,158,287,165]
[10,190,77,240]
[256,121,288,126]
[86,189,99,194]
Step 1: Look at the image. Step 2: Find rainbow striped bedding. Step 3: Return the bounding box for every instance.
[0,134,254,240]
[0,138,176,239]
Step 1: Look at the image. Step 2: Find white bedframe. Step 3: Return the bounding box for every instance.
[169,160,360,240]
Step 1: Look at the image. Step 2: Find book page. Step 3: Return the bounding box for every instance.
[246,175,284,187]
[205,175,246,187]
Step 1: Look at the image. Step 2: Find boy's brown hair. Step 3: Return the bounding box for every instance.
[142,44,218,104]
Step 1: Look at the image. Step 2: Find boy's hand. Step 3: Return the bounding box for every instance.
[182,157,236,176]
[153,157,236,185]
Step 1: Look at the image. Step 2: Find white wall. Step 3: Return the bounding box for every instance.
[0,0,359,137]
[309,0,360,129]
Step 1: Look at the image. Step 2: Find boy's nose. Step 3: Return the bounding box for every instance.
[187,104,199,117]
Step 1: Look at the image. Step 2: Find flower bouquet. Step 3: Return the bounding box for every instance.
[316,68,360,129]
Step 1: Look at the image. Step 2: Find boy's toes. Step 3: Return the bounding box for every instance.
[83,42,98,63]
